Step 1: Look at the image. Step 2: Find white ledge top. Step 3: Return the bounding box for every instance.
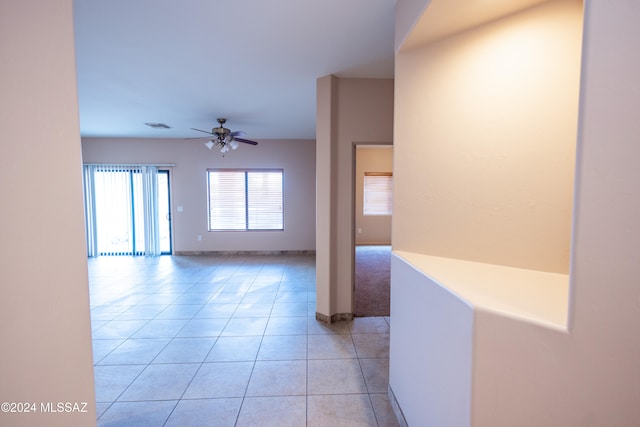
[393,250,570,331]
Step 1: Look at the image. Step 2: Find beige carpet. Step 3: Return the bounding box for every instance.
[354,245,391,317]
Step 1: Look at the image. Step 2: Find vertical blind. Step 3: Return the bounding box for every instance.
[83,164,162,256]
[363,172,393,216]
[208,169,284,231]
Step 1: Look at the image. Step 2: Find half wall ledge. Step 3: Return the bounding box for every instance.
[389,250,571,426]
[393,250,569,331]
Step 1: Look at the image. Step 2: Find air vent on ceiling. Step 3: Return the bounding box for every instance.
[145,122,171,129]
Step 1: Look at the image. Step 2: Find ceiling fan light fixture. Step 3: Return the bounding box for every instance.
[189,118,258,155]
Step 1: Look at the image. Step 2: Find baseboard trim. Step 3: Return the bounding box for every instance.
[331,312,353,322]
[174,250,316,256]
[388,385,409,427]
[315,312,354,324]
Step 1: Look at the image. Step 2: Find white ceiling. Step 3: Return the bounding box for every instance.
[73,0,397,140]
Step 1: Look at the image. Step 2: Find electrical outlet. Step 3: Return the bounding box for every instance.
[197,235,202,241]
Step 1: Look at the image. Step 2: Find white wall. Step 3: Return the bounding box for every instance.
[0,1,96,425]
[390,254,474,426]
[82,137,316,253]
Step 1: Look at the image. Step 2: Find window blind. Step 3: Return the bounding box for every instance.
[363,172,393,216]
[208,169,284,231]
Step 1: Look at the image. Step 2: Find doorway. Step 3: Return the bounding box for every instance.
[353,145,393,317]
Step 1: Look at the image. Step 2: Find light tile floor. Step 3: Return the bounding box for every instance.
[89,254,399,427]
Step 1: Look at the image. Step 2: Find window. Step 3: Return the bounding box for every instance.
[363,172,393,216]
[207,169,284,231]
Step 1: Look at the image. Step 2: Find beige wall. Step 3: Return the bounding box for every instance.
[0,1,96,425]
[82,137,316,253]
[315,75,338,317]
[394,0,580,274]
[391,0,640,425]
[355,147,393,245]
[476,0,640,423]
[316,77,394,319]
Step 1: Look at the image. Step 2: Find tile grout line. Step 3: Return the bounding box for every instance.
[92,255,395,426]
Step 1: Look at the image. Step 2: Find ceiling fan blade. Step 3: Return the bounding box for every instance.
[185,136,215,140]
[233,137,258,146]
[190,127,215,135]
[229,130,246,137]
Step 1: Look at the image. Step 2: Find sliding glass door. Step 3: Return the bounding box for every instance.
[94,168,136,255]
[157,170,172,254]
[86,166,172,256]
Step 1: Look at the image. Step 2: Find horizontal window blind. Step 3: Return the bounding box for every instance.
[208,171,246,230]
[363,172,393,216]
[208,169,284,231]
[247,171,284,230]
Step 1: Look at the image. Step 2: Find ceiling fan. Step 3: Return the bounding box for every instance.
[188,118,258,153]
